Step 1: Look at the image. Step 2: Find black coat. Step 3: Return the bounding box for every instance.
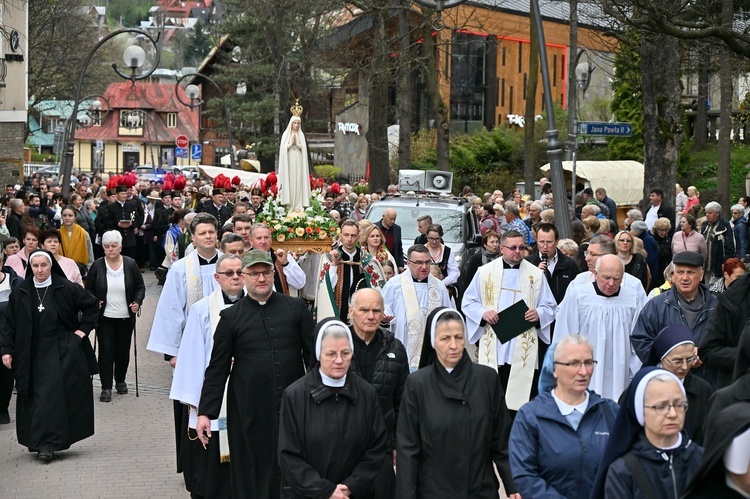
[706,375,750,425]
[699,273,750,388]
[104,199,143,248]
[278,369,387,499]
[525,249,580,304]
[202,203,233,229]
[349,327,409,452]
[374,221,404,268]
[94,200,110,237]
[700,218,736,277]
[396,352,516,498]
[150,206,173,237]
[85,256,145,320]
[198,292,315,499]
[6,211,23,241]
[684,402,750,498]
[683,373,711,445]
[625,253,650,291]
[604,431,703,499]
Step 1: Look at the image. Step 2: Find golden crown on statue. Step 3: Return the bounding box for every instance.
[290,99,303,117]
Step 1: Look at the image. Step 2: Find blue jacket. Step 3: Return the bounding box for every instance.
[604,431,703,499]
[510,391,619,499]
[631,284,718,387]
[638,231,659,284]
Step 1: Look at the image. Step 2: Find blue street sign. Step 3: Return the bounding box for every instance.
[579,122,633,137]
[175,147,188,159]
[191,144,202,160]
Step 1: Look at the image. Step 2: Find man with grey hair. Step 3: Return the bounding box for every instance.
[375,208,404,271]
[581,204,601,220]
[170,253,244,498]
[148,212,222,472]
[6,198,24,240]
[701,201,735,284]
[555,254,642,400]
[624,209,643,230]
[730,203,748,260]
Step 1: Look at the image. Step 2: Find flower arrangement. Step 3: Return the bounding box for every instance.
[255,193,340,243]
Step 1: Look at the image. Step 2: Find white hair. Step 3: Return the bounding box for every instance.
[102,230,122,246]
[705,201,722,214]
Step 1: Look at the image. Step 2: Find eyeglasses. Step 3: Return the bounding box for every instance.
[322,350,352,361]
[663,355,697,367]
[242,269,274,279]
[427,237,441,242]
[584,251,606,258]
[553,360,597,369]
[218,270,244,277]
[644,402,689,415]
[408,259,432,267]
[502,245,523,252]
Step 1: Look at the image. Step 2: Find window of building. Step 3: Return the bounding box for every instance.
[120,110,144,129]
[450,32,486,123]
[214,146,232,167]
[166,112,177,128]
[46,117,59,134]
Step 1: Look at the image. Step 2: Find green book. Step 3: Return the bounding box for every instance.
[492,300,534,344]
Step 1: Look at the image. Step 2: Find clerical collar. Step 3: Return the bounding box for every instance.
[319,369,346,387]
[593,281,620,297]
[34,276,52,288]
[411,272,428,283]
[222,290,244,304]
[197,252,218,266]
[502,259,519,269]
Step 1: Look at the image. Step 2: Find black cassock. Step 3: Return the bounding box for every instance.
[0,274,99,453]
[199,292,314,499]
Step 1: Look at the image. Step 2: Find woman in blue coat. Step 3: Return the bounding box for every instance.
[509,335,619,498]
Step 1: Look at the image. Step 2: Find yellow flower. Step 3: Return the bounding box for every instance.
[295,227,305,237]
[318,232,327,240]
[276,234,286,242]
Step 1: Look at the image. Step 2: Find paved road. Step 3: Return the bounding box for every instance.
[0,272,187,498]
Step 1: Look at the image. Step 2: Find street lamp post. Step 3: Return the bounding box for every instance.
[529,0,570,239]
[60,28,161,198]
[569,51,594,211]
[174,72,236,169]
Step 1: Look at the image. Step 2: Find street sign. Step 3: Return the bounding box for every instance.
[176,135,189,148]
[190,144,202,160]
[579,122,633,137]
[175,147,188,159]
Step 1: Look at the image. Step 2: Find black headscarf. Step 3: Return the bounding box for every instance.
[683,402,750,497]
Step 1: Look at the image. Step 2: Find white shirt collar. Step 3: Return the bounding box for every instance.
[551,389,589,416]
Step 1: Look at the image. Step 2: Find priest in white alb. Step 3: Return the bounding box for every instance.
[381,244,451,371]
[169,254,244,499]
[553,254,643,401]
[146,212,222,473]
[462,230,556,411]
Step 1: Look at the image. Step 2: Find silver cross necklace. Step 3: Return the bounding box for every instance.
[35,286,49,312]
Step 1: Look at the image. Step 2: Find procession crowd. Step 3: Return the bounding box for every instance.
[0,168,750,499]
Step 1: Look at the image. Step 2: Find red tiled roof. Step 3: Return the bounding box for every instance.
[75,81,199,142]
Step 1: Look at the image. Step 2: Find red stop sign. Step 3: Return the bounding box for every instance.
[176,135,189,148]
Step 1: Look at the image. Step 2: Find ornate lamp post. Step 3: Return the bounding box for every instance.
[174,73,236,169]
[61,28,161,197]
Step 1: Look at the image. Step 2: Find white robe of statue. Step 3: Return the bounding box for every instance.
[278,116,311,212]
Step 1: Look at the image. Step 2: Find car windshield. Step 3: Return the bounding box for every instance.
[367,205,463,243]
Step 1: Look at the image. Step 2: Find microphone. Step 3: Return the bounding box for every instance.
[541,253,548,263]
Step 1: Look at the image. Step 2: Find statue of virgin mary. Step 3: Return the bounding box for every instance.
[277,100,311,211]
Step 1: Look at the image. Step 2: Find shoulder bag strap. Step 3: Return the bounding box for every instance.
[623,452,660,499]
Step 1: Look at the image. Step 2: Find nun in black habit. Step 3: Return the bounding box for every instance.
[0,249,99,462]
[397,307,517,498]
[683,402,750,498]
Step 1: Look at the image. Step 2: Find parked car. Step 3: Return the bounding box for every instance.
[172,165,201,180]
[35,164,60,177]
[365,194,482,271]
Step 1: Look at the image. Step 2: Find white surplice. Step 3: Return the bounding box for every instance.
[147,250,223,357]
[381,274,451,365]
[553,280,643,401]
[462,261,556,367]
[169,288,234,431]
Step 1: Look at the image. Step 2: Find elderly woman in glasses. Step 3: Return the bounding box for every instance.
[85,230,145,403]
[639,325,712,445]
[590,367,704,499]
[509,336,619,499]
[397,307,518,498]
[278,318,386,499]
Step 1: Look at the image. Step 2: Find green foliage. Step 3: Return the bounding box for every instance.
[608,32,644,161]
[677,140,749,203]
[314,164,341,181]
[107,0,152,27]
[352,185,369,195]
[409,129,438,170]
